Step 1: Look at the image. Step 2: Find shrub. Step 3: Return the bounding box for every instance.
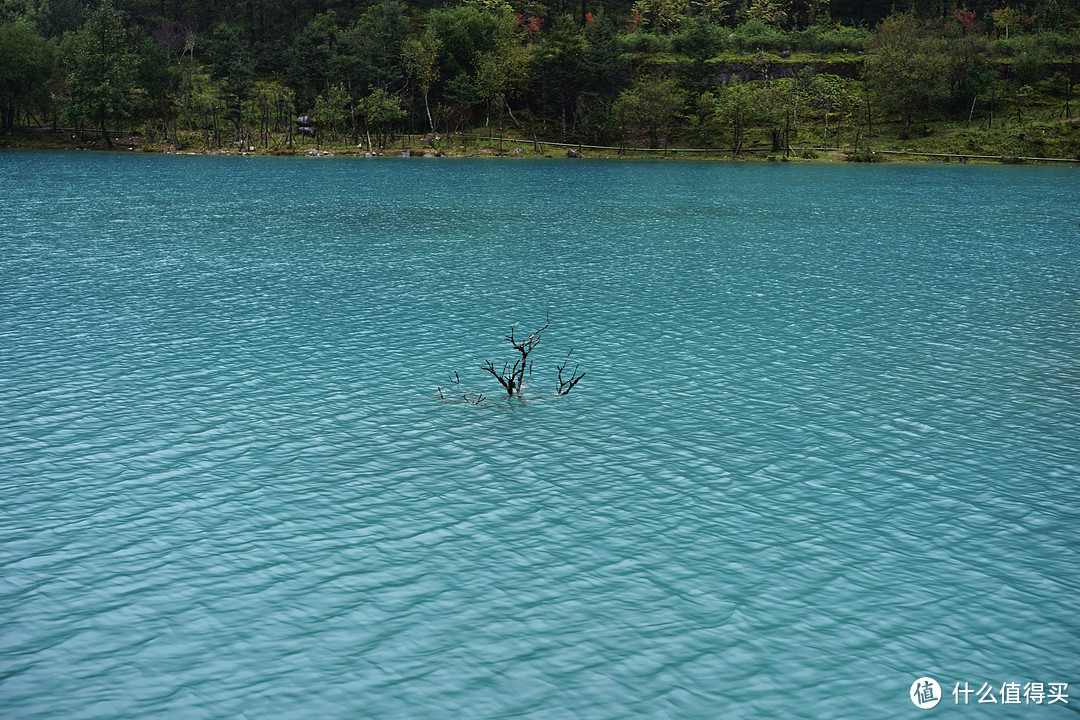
[845,149,886,161]
[797,23,872,53]
[621,31,672,54]
[990,31,1080,58]
[1006,49,1049,85]
[729,19,790,52]
[673,17,724,60]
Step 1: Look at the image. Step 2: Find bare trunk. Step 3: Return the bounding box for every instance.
[100,113,113,149]
[527,106,540,153]
[506,103,521,128]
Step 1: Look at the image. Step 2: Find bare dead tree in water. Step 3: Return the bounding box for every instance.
[555,349,585,395]
[481,316,549,397]
[436,316,584,404]
[437,371,487,406]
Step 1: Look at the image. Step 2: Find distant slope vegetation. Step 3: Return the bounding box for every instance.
[2,0,1079,158]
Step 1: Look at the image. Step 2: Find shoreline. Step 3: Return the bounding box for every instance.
[4,126,1079,165]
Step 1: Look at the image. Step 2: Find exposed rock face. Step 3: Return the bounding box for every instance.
[295,115,316,138]
[703,59,864,84]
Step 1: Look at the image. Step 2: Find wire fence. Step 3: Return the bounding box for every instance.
[449,136,1080,163]
[37,126,1080,163]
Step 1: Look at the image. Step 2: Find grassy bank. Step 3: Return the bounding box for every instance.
[6,117,1080,165]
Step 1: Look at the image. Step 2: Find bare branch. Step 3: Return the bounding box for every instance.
[556,348,586,395]
[441,315,583,403]
[437,369,490,405]
[481,360,513,394]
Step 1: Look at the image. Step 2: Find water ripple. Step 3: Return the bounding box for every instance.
[1,153,1078,719]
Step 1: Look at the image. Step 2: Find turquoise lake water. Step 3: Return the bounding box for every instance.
[1,151,1078,719]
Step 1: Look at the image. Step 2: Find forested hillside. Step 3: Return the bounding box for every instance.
[2,0,1079,156]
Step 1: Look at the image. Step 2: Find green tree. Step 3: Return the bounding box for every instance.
[0,0,33,25]
[403,31,441,133]
[632,0,690,34]
[762,77,807,153]
[962,54,997,126]
[991,6,1022,39]
[202,22,253,143]
[691,0,732,25]
[473,26,529,138]
[428,3,506,97]
[315,80,350,142]
[0,20,52,132]
[612,74,686,148]
[358,86,404,149]
[713,80,767,155]
[175,63,225,147]
[35,0,83,39]
[205,22,253,100]
[805,72,860,146]
[63,0,135,148]
[287,11,340,110]
[532,12,628,143]
[687,89,724,152]
[674,16,723,85]
[1013,83,1033,124]
[1012,48,1047,88]
[529,14,583,141]
[864,13,956,134]
[341,1,410,94]
[133,32,177,143]
[253,79,294,147]
[743,0,790,27]
[1046,71,1074,120]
